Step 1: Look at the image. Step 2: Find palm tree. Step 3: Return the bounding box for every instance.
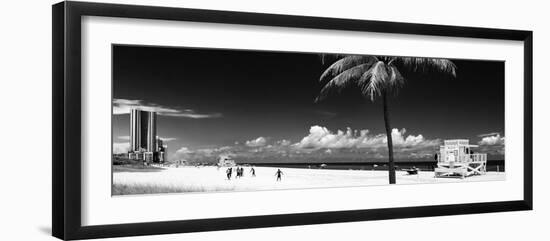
[316,55,456,184]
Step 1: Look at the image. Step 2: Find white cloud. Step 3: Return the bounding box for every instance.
[478,132,501,137]
[387,128,441,148]
[175,147,192,154]
[172,147,192,160]
[113,142,129,154]
[478,134,505,145]
[168,127,442,161]
[477,132,505,157]
[293,126,358,149]
[277,139,292,146]
[217,146,232,152]
[293,125,440,150]
[113,98,222,119]
[113,99,141,106]
[245,137,268,147]
[172,145,239,161]
[159,137,177,142]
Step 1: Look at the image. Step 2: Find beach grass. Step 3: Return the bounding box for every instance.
[112,182,236,195]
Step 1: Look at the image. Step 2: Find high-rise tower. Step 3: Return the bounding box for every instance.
[128,109,164,163]
[130,109,157,152]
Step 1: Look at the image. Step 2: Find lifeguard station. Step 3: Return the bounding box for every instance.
[218,155,236,167]
[434,139,487,178]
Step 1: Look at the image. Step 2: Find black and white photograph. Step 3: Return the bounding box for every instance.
[0,0,545,240]
[111,45,505,195]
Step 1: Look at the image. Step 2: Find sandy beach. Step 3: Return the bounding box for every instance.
[113,166,505,195]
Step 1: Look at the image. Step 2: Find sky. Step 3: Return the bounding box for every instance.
[112,45,505,163]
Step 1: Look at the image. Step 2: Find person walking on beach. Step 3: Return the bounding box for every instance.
[275,169,283,181]
[250,167,256,177]
[226,168,232,180]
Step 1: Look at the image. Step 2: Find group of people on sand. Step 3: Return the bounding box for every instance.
[225,166,284,181]
[226,166,251,180]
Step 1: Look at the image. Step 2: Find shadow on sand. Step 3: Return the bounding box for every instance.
[38,226,51,235]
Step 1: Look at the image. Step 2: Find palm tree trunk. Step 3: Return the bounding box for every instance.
[382,91,396,184]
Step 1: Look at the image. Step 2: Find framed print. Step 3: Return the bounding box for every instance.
[52,1,533,240]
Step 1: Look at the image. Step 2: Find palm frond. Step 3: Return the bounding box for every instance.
[358,61,389,101]
[320,55,378,83]
[315,63,373,102]
[387,65,405,90]
[319,53,349,65]
[397,57,457,77]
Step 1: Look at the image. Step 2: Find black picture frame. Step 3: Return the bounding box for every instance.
[52,1,533,240]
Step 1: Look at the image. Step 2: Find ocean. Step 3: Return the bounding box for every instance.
[243,160,505,172]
